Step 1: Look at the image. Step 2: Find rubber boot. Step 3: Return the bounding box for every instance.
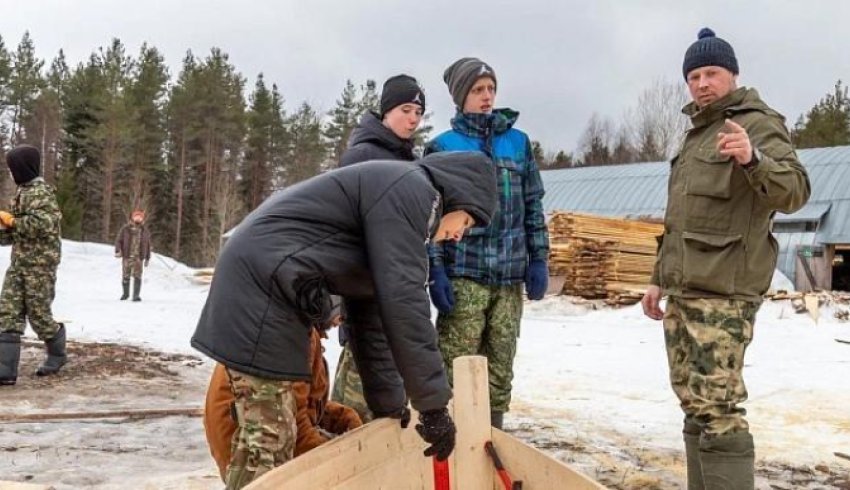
[120,279,130,300]
[0,332,21,385]
[684,423,705,490]
[490,410,504,430]
[132,278,142,302]
[36,324,67,376]
[700,431,755,490]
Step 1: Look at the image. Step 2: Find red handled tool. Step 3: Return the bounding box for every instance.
[485,441,523,490]
[433,456,451,490]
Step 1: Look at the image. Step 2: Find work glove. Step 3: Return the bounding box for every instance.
[525,259,549,300]
[415,408,456,461]
[0,211,15,229]
[428,266,454,314]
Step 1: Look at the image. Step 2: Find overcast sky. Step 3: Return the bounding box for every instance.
[2,0,849,153]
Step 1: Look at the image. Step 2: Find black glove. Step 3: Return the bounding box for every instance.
[415,408,456,461]
[389,406,411,428]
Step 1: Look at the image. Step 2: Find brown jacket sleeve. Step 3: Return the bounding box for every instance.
[294,329,329,456]
[320,401,363,435]
[203,363,237,481]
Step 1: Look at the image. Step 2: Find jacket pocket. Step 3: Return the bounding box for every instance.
[685,153,734,232]
[682,232,743,295]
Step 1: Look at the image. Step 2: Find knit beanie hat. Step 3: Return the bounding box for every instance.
[380,75,425,117]
[443,57,497,109]
[6,145,41,185]
[682,28,739,80]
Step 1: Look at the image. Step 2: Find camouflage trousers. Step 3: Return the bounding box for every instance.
[122,257,143,280]
[663,296,759,436]
[437,278,523,413]
[224,368,297,490]
[0,265,60,340]
[331,345,374,423]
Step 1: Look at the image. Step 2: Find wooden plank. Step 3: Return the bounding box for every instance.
[452,356,494,490]
[245,354,607,489]
[491,429,607,490]
[244,418,432,489]
[0,482,55,490]
[0,407,202,424]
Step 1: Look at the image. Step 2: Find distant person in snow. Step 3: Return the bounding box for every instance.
[203,296,362,481]
[333,73,426,423]
[426,57,550,431]
[191,151,497,489]
[640,28,810,489]
[114,209,152,301]
[0,145,66,386]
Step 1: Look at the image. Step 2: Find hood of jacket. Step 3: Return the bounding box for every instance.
[417,151,497,228]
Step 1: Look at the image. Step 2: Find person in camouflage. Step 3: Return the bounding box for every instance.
[426,58,550,430]
[641,29,810,490]
[0,145,66,386]
[114,209,152,301]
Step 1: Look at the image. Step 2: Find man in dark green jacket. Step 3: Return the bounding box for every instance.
[641,28,810,490]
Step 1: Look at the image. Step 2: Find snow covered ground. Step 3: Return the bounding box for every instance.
[2,240,849,488]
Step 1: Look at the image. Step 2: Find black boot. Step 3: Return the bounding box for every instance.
[0,332,21,385]
[684,422,706,490]
[120,279,130,300]
[36,324,67,376]
[490,410,504,430]
[132,278,142,302]
[700,431,755,490]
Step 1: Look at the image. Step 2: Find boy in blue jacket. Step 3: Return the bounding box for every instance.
[426,57,549,429]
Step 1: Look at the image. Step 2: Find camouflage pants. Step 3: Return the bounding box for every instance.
[0,265,60,340]
[663,296,759,436]
[224,368,297,490]
[122,257,143,280]
[330,345,374,423]
[437,278,523,413]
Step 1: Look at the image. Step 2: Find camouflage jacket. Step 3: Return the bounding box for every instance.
[0,178,62,269]
[651,87,810,301]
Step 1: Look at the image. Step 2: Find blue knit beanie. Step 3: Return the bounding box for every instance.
[682,28,738,79]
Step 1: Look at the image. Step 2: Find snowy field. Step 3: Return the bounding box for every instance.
[1,240,849,488]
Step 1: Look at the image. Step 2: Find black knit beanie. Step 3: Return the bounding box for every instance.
[380,75,425,117]
[443,57,497,109]
[682,28,739,80]
[6,145,41,185]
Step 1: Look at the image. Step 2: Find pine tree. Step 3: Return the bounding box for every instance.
[123,43,168,233]
[91,38,134,242]
[287,102,325,185]
[793,80,850,149]
[22,51,68,185]
[325,79,359,165]
[242,73,288,211]
[165,48,246,266]
[7,32,45,144]
[62,54,107,242]
[357,79,379,115]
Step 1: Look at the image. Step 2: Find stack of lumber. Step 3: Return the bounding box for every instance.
[548,212,663,304]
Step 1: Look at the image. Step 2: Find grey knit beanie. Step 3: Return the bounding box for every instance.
[443,57,497,109]
[682,28,739,79]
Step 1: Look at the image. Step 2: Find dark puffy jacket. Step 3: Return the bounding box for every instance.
[114,222,152,260]
[338,112,415,167]
[191,151,497,414]
[337,111,416,347]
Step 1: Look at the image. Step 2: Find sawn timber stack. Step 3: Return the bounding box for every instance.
[548,212,662,305]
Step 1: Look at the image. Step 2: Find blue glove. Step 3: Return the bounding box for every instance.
[525,260,548,300]
[428,266,455,314]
